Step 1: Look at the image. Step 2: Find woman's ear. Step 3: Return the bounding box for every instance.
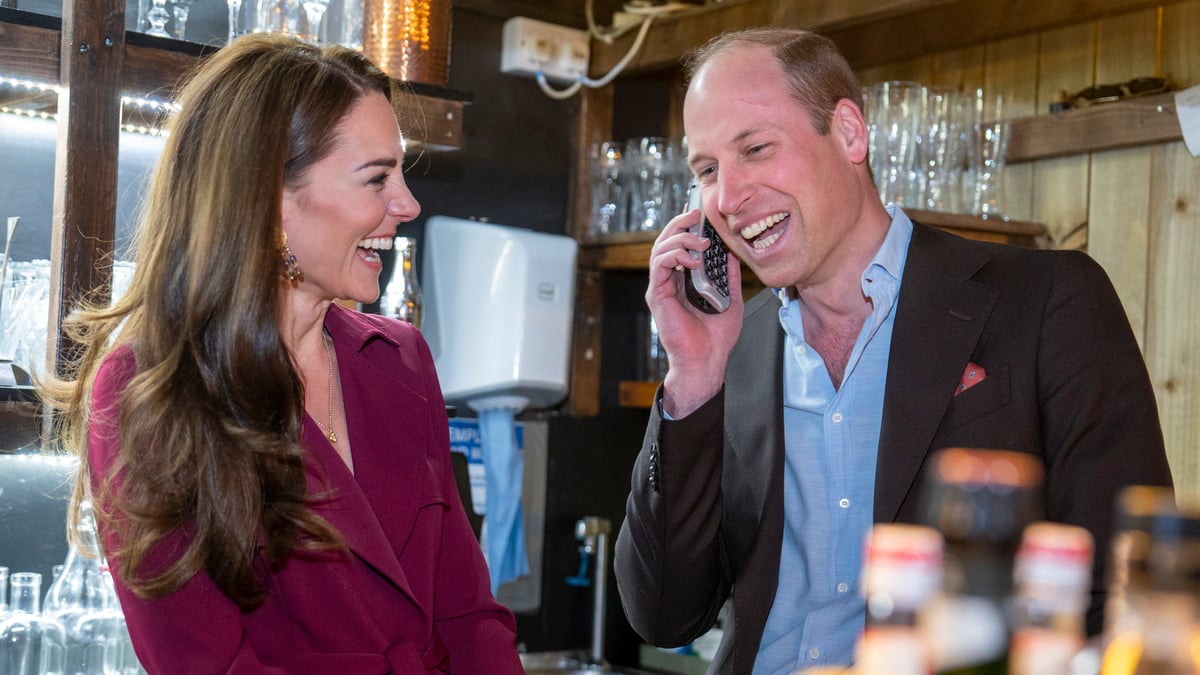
[831,98,870,164]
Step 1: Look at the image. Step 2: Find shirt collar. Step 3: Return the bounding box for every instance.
[773,205,914,307]
[323,302,402,352]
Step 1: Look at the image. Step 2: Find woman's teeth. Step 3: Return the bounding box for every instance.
[358,236,395,251]
[740,213,787,249]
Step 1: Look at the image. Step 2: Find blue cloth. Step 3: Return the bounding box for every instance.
[478,406,529,594]
[754,207,913,674]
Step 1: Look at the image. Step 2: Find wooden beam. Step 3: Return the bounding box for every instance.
[48,0,125,374]
[588,1,769,77]
[769,0,956,32]
[825,0,1195,70]
[0,13,59,82]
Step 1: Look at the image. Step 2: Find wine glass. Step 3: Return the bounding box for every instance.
[145,0,170,37]
[226,0,243,44]
[302,0,330,44]
[171,0,196,40]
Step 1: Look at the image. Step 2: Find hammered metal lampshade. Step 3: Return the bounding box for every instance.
[363,0,452,86]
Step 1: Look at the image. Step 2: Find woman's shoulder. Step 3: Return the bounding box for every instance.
[93,344,138,407]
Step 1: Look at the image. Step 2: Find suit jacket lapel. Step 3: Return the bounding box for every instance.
[874,223,998,522]
[304,308,429,608]
[725,291,785,555]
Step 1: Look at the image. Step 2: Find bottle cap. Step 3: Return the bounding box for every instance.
[921,448,1044,544]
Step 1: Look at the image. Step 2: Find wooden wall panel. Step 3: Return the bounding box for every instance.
[931,44,985,92]
[1088,9,1158,350]
[1029,23,1092,246]
[1150,0,1200,499]
[1145,144,1200,501]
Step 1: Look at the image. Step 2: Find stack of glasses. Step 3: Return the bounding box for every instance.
[864,82,1010,220]
[587,136,691,239]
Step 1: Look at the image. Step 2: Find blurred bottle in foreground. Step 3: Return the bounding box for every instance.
[1101,485,1200,675]
[855,523,943,675]
[1009,521,1094,675]
[918,448,1044,675]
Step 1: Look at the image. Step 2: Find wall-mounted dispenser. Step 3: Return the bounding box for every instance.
[422,216,578,415]
[422,216,578,598]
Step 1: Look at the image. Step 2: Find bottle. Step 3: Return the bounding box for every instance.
[917,448,1045,675]
[380,236,423,329]
[855,523,944,675]
[0,565,9,619]
[44,500,134,675]
[1009,522,1094,675]
[0,572,66,674]
[1101,487,1200,675]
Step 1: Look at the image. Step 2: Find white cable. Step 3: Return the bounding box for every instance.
[535,12,656,100]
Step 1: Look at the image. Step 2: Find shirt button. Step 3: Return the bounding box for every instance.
[831,412,843,423]
[837,582,849,593]
[808,648,821,660]
[839,498,850,509]
[795,345,806,355]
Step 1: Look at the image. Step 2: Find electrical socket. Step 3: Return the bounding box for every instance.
[500,16,590,84]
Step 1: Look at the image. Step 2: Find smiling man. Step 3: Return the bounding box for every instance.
[613,27,1173,675]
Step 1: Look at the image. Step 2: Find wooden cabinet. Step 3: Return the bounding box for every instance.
[562,0,1189,416]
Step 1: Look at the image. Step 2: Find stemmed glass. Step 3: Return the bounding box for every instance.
[302,0,330,44]
[171,0,196,40]
[145,0,171,37]
[226,0,243,45]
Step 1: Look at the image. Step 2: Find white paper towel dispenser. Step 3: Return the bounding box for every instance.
[422,216,578,413]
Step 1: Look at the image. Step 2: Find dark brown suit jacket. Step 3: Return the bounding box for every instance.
[614,222,1173,674]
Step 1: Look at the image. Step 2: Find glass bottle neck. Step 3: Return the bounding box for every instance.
[9,572,42,614]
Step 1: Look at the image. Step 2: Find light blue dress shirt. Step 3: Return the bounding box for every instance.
[754,207,913,674]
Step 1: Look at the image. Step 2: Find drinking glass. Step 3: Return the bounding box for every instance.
[145,0,171,37]
[171,0,195,40]
[302,0,330,43]
[918,85,966,212]
[339,0,364,49]
[255,0,304,37]
[226,0,244,43]
[626,136,674,232]
[869,80,924,208]
[964,91,1009,219]
[588,141,627,238]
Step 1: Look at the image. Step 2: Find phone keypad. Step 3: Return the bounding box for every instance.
[703,223,729,297]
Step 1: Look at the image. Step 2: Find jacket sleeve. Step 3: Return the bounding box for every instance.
[614,386,731,648]
[414,336,523,674]
[88,350,289,675]
[1035,250,1173,634]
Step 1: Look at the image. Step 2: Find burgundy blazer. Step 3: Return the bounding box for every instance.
[89,304,522,674]
[615,222,1174,675]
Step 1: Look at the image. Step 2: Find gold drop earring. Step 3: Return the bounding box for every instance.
[280,231,303,283]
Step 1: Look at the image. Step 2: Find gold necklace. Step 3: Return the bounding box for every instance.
[313,332,338,443]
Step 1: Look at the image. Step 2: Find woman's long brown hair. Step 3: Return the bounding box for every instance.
[40,33,397,610]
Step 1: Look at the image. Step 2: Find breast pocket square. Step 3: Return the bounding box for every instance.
[955,362,986,396]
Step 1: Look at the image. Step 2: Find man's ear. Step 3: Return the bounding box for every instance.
[831,98,870,164]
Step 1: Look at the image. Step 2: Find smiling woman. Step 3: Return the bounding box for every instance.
[36,33,523,674]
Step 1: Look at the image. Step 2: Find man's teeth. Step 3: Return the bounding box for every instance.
[753,231,782,250]
[740,213,787,241]
[358,237,395,251]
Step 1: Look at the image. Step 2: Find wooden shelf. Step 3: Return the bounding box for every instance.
[0,8,467,150]
[618,381,659,409]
